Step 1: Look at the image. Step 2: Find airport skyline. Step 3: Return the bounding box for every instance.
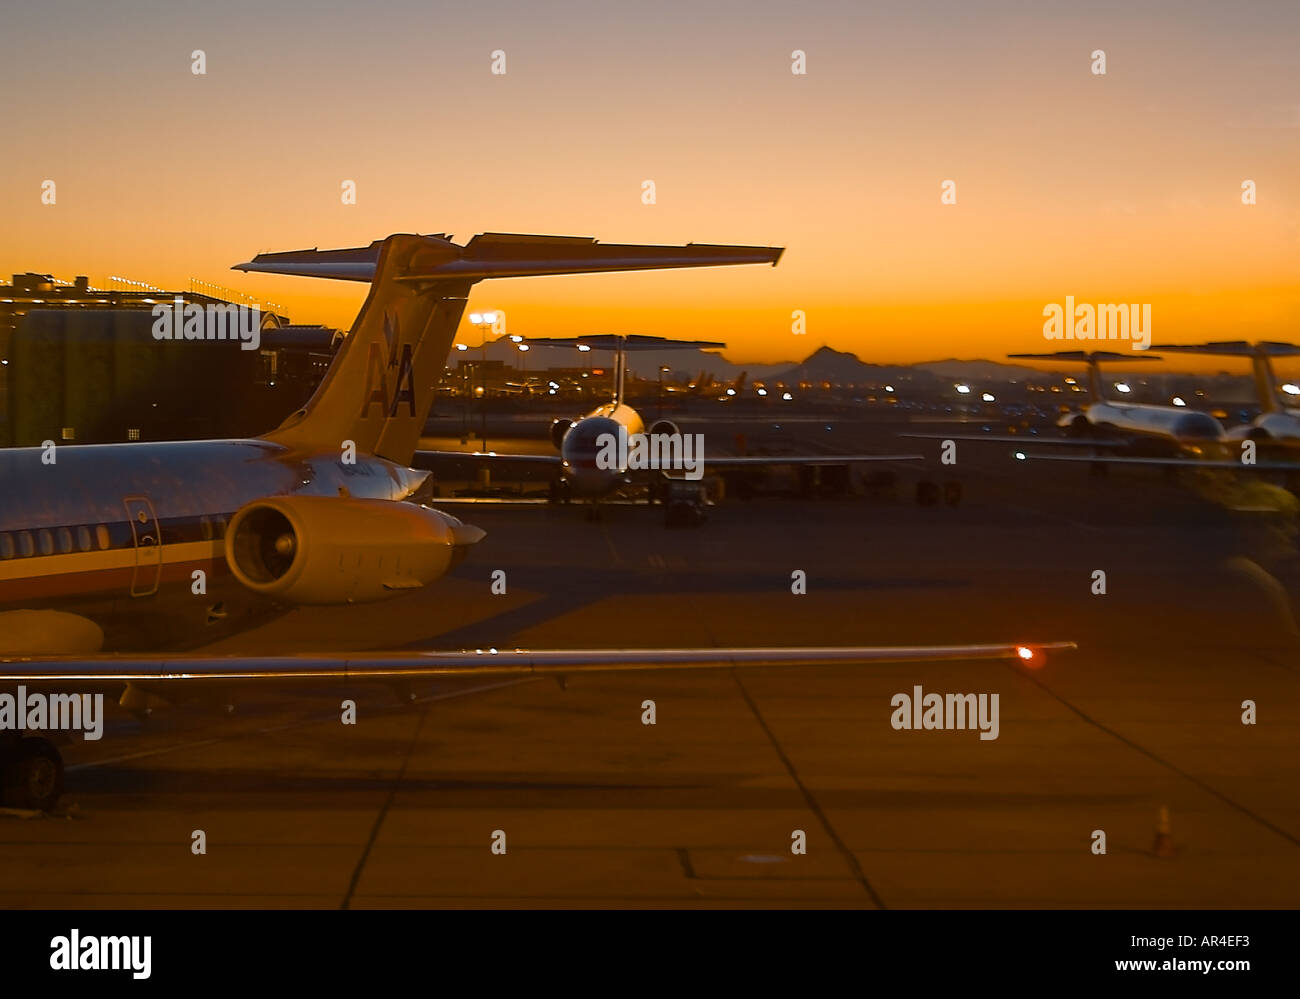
[2,0,1297,364]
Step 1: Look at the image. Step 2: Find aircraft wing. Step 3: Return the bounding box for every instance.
[411,451,923,470]
[1013,452,1300,470]
[900,433,1131,448]
[0,643,1075,684]
[413,449,563,466]
[705,453,924,467]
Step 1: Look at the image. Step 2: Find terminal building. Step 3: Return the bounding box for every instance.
[0,273,340,446]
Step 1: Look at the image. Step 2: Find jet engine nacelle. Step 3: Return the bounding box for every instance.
[648,419,680,438]
[550,418,574,450]
[225,495,467,605]
[1057,412,1091,436]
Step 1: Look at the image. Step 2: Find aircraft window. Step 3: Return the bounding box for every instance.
[57,528,73,553]
[95,525,110,550]
[0,534,12,559]
[77,526,92,551]
[18,532,34,557]
[38,530,54,556]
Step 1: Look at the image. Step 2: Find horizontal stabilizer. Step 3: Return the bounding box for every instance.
[1153,341,1300,357]
[517,334,727,351]
[1009,351,1163,363]
[234,233,783,284]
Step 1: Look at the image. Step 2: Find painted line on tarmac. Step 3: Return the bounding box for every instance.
[726,662,887,909]
[1005,660,1300,849]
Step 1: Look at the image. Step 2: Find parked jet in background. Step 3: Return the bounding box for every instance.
[904,350,1226,470]
[419,333,924,512]
[1154,341,1300,445]
[1008,350,1225,447]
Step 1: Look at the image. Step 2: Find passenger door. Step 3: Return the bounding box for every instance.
[123,495,162,597]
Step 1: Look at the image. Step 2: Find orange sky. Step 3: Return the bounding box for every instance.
[2,0,1296,366]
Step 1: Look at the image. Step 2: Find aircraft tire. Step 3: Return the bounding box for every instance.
[1,736,63,812]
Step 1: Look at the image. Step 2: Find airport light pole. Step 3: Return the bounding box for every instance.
[577,342,592,399]
[469,311,498,451]
[455,343,470,443]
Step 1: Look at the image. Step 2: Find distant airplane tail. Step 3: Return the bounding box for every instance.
[235,234,779,465]
[1009,350,1163,401]
[1153,341,1300,415]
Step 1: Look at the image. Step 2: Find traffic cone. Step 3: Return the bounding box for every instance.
[1153,806,1175,857]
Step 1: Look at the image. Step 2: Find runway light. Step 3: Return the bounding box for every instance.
[955,384,971,394]
[1115,382,1131,394]
[885,384,894,393]
[726,388,736,396]
[1172,396,1186,407]
[757,388,767,396]
[982,392,995,402]
[1014,451,1027,460]
[782,392,793,401]
[517,344,529,351]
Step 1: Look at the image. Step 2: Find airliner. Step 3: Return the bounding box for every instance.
[903,350,1228,468]
[1153,341,1300,445]
[0,232,1071,809]
[1009,350,1225,448]
[420,332,925,512]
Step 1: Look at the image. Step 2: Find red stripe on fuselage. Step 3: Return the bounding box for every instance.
[0,557,230,604]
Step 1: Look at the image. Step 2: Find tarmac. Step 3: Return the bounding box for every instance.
[2,415,1297,907]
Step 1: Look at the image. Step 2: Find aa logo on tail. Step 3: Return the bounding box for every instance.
[360,310,417,418]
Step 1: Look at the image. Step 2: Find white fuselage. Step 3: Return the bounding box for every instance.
[1083,401,1224,444]
[559,403,646,496]
[1249,409,1300,443]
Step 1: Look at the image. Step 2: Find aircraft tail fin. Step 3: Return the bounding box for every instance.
[253,235,471,465]
[1153,341,1300,414]
[236,233,781,466]
[1010,350,1163,401]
